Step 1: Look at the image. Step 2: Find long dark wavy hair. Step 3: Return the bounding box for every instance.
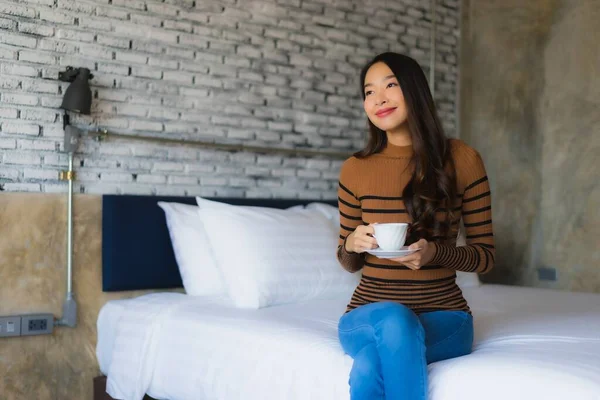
[355,52,457,243]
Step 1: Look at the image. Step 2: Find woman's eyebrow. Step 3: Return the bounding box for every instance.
[363,75,396,88]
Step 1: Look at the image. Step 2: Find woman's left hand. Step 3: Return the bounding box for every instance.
[390,239,436,270]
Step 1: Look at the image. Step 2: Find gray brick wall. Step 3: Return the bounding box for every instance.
[0,0,460,199]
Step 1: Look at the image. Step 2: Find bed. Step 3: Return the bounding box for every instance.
[96,195,600,400]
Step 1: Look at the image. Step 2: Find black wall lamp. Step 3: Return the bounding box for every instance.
[54,66,93,329]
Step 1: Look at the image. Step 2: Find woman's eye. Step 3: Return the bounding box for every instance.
[387,82,397,88]
[365,90,373,96]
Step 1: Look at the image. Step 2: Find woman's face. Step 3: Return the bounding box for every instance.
[363,62,408,133]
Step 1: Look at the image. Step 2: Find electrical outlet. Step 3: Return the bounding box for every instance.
[537,266,557,281]
[21,314,54,336]
[0,316,22,338]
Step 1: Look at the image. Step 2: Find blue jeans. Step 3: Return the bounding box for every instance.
[338,301,473,400]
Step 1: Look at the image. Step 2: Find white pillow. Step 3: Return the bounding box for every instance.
[157,202,225,296]
[455,219,481,288]
[305,202,340,229]
[195,199,361,309]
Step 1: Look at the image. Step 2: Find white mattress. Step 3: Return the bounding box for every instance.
[97,284,600,400]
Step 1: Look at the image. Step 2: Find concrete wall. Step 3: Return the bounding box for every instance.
[0,193,179,400]
[460,0,599,292]
[0,0,460,198]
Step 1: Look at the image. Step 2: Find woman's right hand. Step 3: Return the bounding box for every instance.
[345,224,378,253]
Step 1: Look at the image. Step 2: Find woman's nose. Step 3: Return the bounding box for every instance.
[375,95,387,106]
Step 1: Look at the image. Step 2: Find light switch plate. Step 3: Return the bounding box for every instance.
[0,316,22,338]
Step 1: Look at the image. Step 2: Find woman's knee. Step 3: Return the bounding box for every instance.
[373,303,423,348]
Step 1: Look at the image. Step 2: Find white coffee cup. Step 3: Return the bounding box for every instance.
[373,223,409,251]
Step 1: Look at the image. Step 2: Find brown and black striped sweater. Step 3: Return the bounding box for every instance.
[337,139,495,314]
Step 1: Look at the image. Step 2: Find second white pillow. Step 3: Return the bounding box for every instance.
[158,202,225,296]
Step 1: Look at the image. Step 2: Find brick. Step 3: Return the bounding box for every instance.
[147,81,179,95]
[149,29,178,44]
[2,183,41,192]
[2,122,40,136]
[164,20,193,33]
[0,47,16,60]
[136,174,166,184]
[97,35,130,49]
[39,10,74,24]
[97,63,129,76]
[0,76,20,90]
[20,109,58,123]
[57,28,95,43]
[23,168,60,180]
[193,75,223,89]
[168,176,198,185]
[149,57,179,69]
[149,107,179,120]
[195,52,223,64]
[153,162,184,172]
[78,44,113,60]
[237,45,262,59]
[165,46,195,60]
[154,186,187,196]
[130,120,163,132]
[130,13,163,27]
[180,87,210,97]
[163,70,194,84]
[43,154,68,166]
[268,121,293,132]
[3,153,42,165]
[0,17,17,30]
[39,39,77,54]
[96,6,129,20]
[19,51,56,64]
[21,78,59,94]
[179,34,209,50]
[112,0,146,10]
[208,14,237,29]
[115,52,148,65]
[81,184,121,195]
[0,3,35,18]
[304,91,325,102]
[1,62,39,77]
[113,23,149,39]
[148,2,180,16]
[101,172,134,183]
[0,106,18,118]
[39,95,63,109]
[42,183,71,193]
[178,10,206,23]
[115,103,147,118]
[0,32,37,48]
[131,66,162,79]
[0,138,17,149]
[1,93,38,106]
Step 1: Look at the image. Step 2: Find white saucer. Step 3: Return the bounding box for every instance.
[366,247,421,259]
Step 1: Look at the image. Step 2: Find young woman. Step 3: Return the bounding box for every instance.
[337,52,495,399]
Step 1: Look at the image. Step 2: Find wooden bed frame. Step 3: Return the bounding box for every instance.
[94,375,156,400]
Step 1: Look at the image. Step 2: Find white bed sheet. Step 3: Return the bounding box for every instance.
[97,284,600,400]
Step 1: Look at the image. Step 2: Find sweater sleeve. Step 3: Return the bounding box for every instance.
[336,159,365,273]
[429,146,495,274]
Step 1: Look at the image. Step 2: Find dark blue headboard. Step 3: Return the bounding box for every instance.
[101,195,337,292]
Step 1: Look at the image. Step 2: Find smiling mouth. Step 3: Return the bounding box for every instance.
[375,108,397,117]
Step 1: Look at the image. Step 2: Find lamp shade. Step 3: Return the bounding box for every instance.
[60,68,92,115]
